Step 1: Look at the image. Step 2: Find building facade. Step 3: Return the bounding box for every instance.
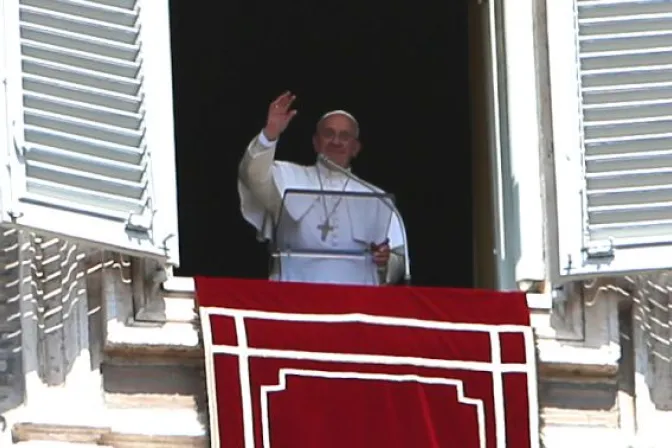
[0,0,671,446]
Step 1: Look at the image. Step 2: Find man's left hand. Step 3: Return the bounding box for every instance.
[371,239,390,267]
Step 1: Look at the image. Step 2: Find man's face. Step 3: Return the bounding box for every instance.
[313,115,361,168]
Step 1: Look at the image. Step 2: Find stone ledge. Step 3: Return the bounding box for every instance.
[105,320,202,360]
[107,288,620,375]
[541,425,630,448]
[163,277,195,296]
[14,442,113,448]
[537,338,620,376]
[105,393,201,410]
[103,363,206,410]
[526,292,551,310]
[11,408,207,448]
[541,407,619,428]
[13,424,109,445]
[527,291,621,376]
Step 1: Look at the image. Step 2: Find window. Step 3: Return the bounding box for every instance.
[546,0,672,284]
[0,0,179,265]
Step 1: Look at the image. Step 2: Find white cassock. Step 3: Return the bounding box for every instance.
[238,131,406,286]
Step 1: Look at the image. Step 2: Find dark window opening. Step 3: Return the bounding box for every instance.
[169,1,473,287]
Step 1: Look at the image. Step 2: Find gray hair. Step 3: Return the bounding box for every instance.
[317,110,360,138]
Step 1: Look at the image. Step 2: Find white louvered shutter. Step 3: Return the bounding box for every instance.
[0,0,179,265]
[547,0,672,282]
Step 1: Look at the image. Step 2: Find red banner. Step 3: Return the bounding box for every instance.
[196,277,538,448]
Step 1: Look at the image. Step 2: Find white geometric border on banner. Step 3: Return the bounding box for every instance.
[200,307,540,448]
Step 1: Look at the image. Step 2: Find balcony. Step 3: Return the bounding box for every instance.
[0,231,633,446]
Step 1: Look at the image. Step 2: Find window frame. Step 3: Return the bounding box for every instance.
[474,0,548,291]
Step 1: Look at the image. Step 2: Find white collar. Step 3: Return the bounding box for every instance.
[315,158,351,179]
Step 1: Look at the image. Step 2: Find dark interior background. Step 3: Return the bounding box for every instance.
[168,0,474,287]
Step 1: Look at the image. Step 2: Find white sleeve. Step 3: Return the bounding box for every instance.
[385,212,406,284]
[257,130,276,148]
[386,251,405,284]
[237,132,282,236]
[387,212,404,250]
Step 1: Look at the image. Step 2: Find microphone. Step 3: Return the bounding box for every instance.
[317,154,411,285]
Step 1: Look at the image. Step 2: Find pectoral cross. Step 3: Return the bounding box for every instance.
[317,219,334,241]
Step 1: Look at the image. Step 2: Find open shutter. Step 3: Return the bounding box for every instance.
[0,0,179,264]
[547,0,672,283]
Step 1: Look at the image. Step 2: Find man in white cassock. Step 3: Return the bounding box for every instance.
[238,91,407,286]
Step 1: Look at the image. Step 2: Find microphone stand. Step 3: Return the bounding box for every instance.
[317,154,412,285]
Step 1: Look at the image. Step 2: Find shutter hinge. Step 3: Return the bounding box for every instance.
[11,122,26,160]
[125,199,155,234]
[125,212,152,233]
[584,239,615,260]
[7,209,23,220]
[160,233,176,252]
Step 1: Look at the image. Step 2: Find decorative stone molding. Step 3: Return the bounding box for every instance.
[624,272,672,447]
[15,227,672,446]
[0,229,202,446]
[533,279,633,447]
[0,230,106,446]
[0,228,24,417]
[531,281,620,376]
[130,258,170,324]
[104,269,199,357]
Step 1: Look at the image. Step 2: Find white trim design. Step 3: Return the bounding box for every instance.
[260,369,487,448]
[200,307,539,448]
[235,315,255,448]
